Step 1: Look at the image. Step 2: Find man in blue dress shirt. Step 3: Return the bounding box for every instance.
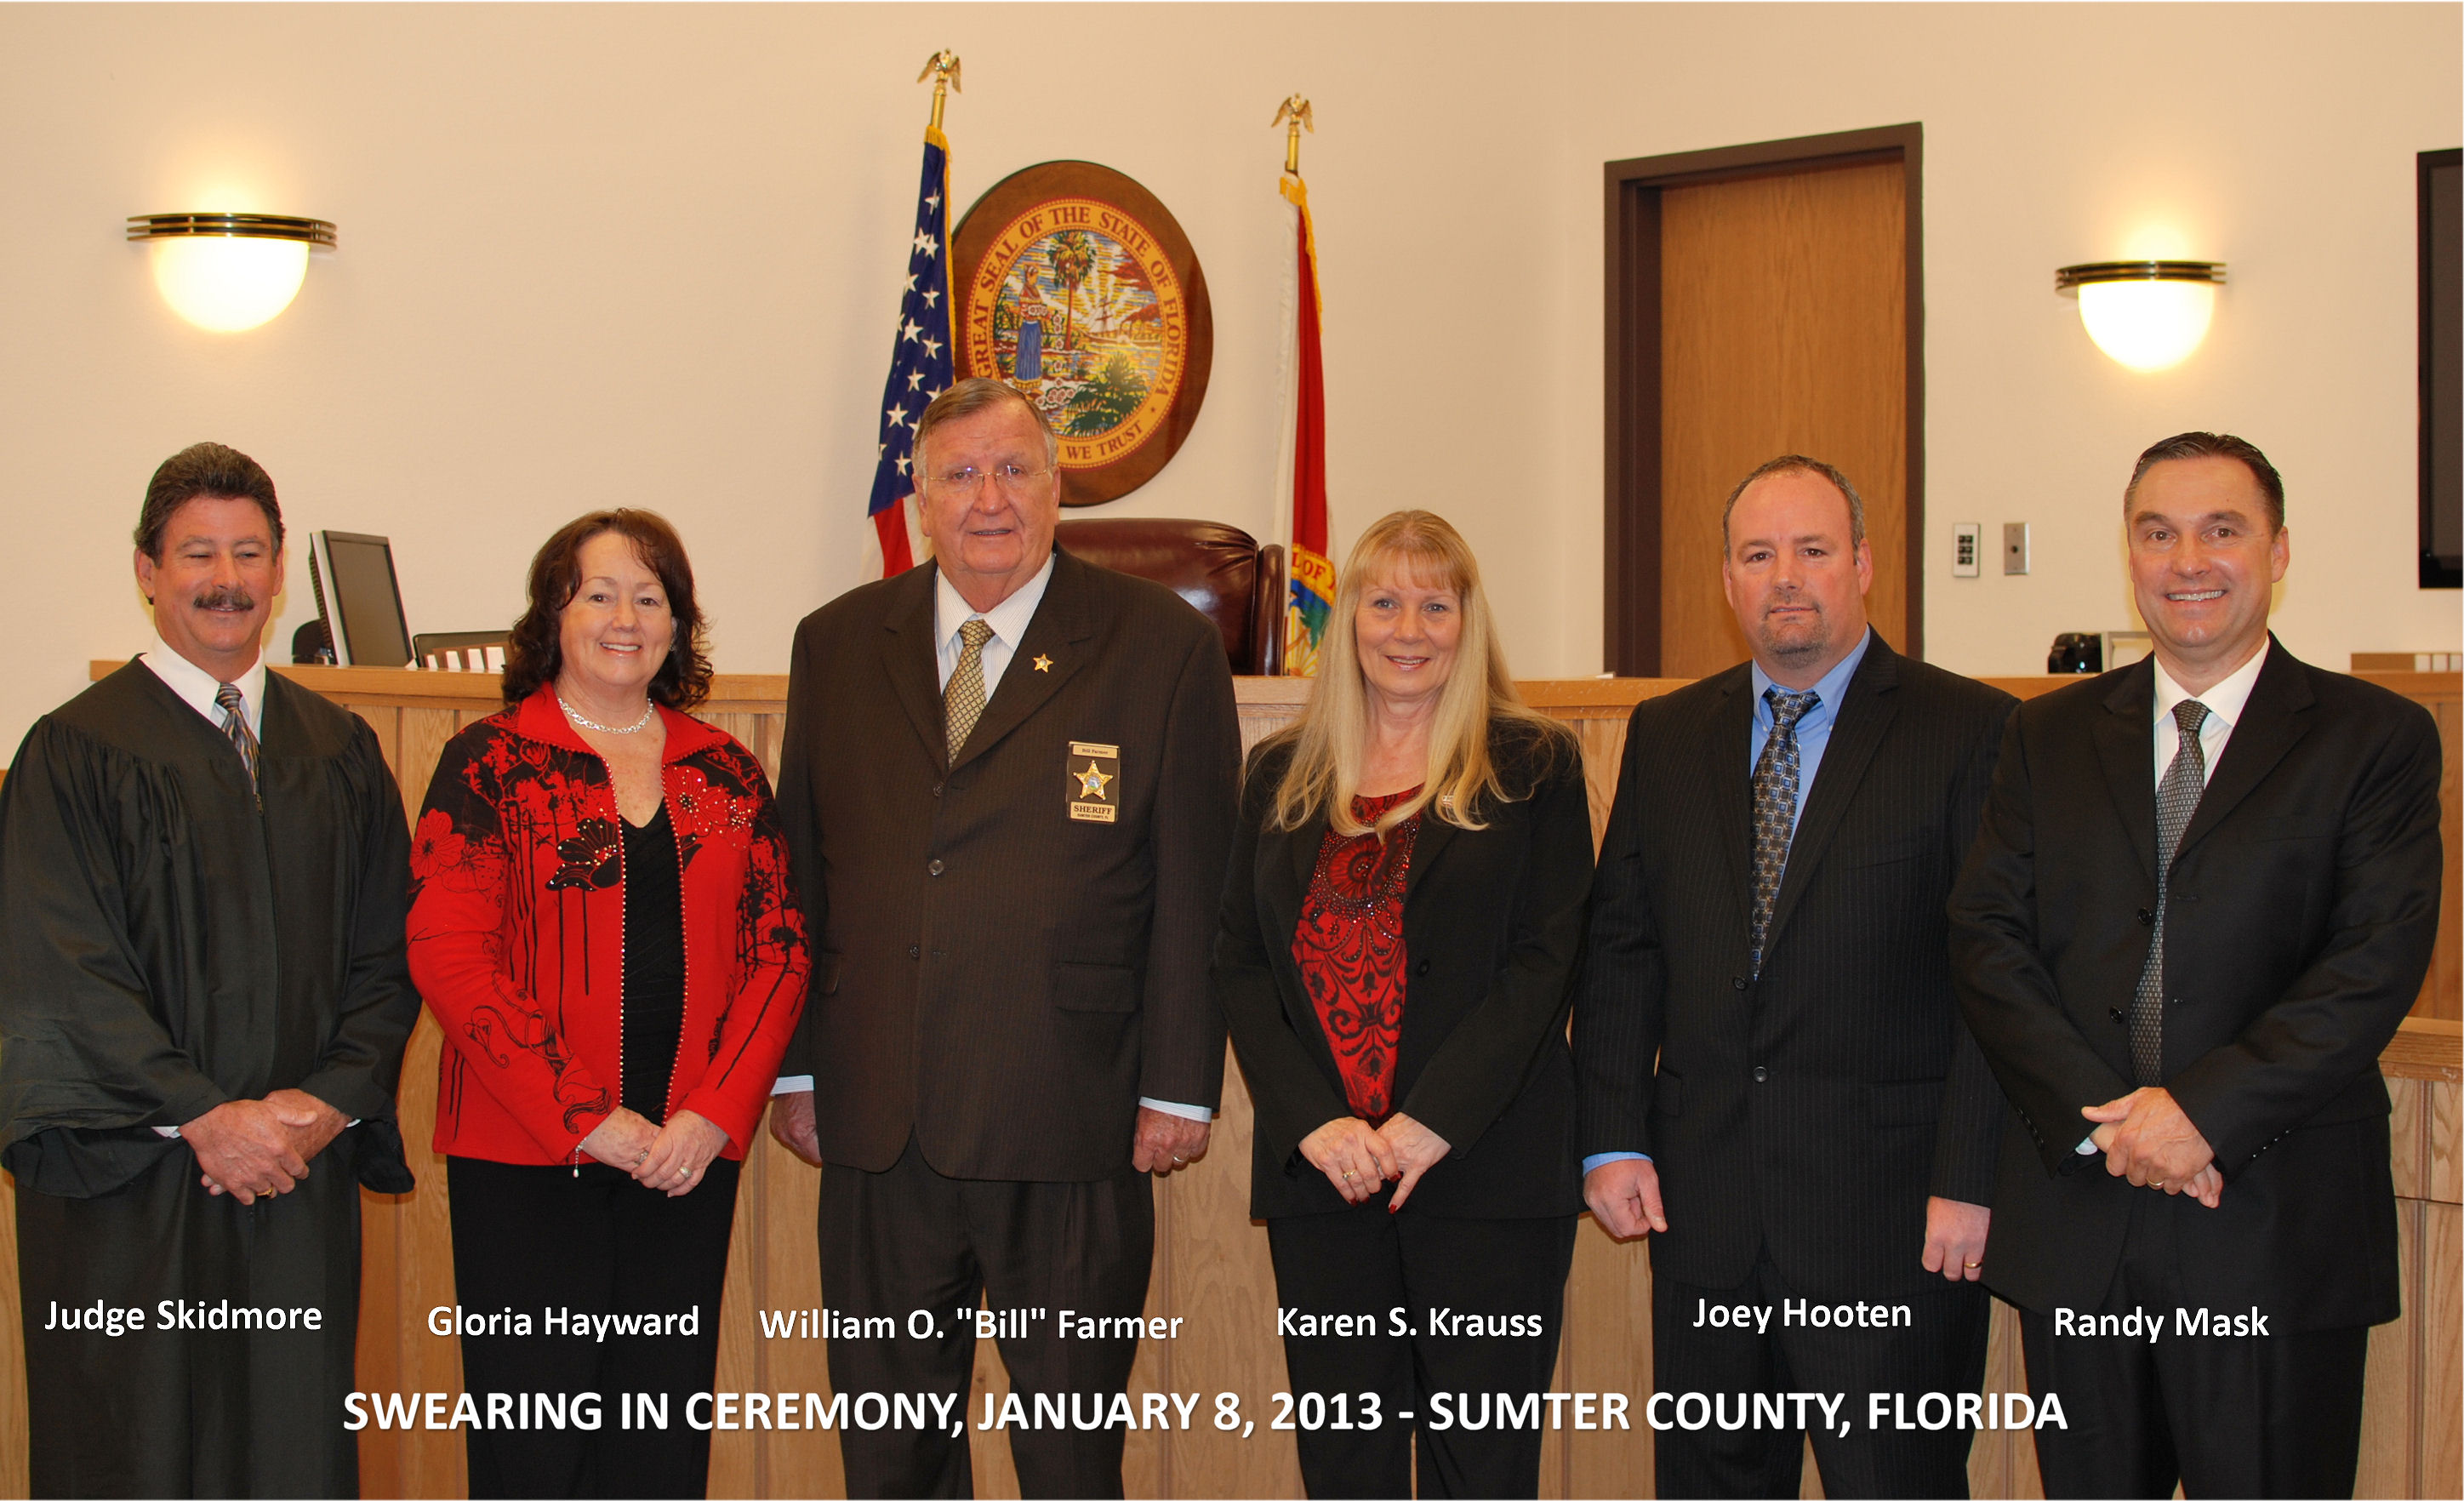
[1573,456,2016,1498]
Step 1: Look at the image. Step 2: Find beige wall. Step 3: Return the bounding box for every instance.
[1,3,2455,754]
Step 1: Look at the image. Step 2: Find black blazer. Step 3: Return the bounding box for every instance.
[1214,722,1593,1219]
[1948,639,2444,1329]
[1572,635,2016,1303]
[774,550,1241,1181]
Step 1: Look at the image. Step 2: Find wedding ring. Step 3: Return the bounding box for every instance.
[1964,1261,1982,1270]
[1172,1155,1186,1165]
[1342,1170,1357,1180]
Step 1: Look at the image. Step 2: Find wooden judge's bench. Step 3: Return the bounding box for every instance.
[0,665,2451,1499]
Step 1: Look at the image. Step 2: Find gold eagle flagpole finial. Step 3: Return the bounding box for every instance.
[1273,94,1314,175]
[919,50,961,133]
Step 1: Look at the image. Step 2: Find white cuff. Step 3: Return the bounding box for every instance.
[773,1075,814,1095]
[1139,1097,1213,1122]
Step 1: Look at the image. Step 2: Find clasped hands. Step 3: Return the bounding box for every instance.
[582,1107,731,1196]
[764,1093,1214,1180]
[189,1088,345,1204]
[2085,1086,2222,1207]
[1298,1114,1450,1211]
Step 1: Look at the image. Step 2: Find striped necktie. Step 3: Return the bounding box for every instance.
[2132,699,2210,1084]
[944,619,995,762]
[214,681,261,793]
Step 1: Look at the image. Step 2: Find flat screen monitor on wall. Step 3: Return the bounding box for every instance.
[2422,147,2460,589]
[307,531,414,667]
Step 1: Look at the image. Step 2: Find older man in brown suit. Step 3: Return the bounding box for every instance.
[767,378,1240,1498]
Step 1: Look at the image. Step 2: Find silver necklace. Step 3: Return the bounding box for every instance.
[557,693,656,735]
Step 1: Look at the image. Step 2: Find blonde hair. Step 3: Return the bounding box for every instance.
[1268,510,1568,837]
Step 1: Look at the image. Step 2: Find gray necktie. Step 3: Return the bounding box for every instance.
[1749,688,1820,977]
[214,681,261,794]
[944,619,995,762]
[2132,699,2211,1084]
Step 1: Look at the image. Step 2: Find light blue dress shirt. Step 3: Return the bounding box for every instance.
[1583,630,1874,1176]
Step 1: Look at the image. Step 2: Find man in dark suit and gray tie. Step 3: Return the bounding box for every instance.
[1949,432,2443,1498]
[1575,456,2015,1498]
[766,378,1240,1498]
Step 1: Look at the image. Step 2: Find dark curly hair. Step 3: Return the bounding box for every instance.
[502,510,712,712]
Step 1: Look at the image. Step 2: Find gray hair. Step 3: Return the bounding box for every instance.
[911,377,1059,489]
[1720,454,1867,554]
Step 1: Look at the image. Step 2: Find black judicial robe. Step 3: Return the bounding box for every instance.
[0,661,420,1498]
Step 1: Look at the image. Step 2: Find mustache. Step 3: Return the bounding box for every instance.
[191,585,258,612]
[1762,591,1820,616]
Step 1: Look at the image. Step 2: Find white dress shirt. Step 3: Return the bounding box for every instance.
[776,555,1211,1124]
[933,554,1054,696]
[2153,639,2268,789]
[141,635,265,737]
[2074,639,2271,1156]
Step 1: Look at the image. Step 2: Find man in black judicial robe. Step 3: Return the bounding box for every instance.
[0,442,419,1498]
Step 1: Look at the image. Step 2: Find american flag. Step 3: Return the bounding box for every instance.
[864,127,955,575]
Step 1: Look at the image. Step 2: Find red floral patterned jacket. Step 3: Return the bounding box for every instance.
[406,685,808,1165]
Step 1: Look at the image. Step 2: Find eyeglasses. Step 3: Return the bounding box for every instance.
[928,463,1057,495]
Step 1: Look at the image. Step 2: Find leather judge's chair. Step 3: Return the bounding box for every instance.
[1055,517,1286,676]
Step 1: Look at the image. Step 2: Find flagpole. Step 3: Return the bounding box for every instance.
[862,53,961,578]
[1270,94,1332,676]
[918,49,961,140]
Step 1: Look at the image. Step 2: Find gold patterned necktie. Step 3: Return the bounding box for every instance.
[214,681,261,795]
[1748,688,1820,977]
[944,619,995,762]
[2132,699,2211,1084]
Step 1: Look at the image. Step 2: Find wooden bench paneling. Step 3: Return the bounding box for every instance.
[0,665,2448,1499]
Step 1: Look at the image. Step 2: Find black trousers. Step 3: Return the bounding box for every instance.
[2018,1190,2368,1498]
[1266,1208,1577,1499]
[446,1155,741,1500]
[1651,1253,1988,1499]
[819,1135,1154,1499]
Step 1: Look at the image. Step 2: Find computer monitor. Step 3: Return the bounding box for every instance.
[307,531,414,668]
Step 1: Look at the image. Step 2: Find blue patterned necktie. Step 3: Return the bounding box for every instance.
[214,681,260,794]
[1749,688,1820,977]
[2132,699,2211,1084]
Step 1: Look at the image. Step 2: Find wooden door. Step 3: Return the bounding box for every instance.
[1605,128,1924,676]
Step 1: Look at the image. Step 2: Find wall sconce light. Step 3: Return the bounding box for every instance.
[2055,260,2225,372]
[126,213,337,333]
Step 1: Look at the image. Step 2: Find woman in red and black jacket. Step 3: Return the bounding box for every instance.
[408,510,807,1500]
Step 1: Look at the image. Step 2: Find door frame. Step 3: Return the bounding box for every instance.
[1602,123,1925,674]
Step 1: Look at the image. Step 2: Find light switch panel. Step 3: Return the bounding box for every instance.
[1953,523,1982,578]
[2004,522,2030,575]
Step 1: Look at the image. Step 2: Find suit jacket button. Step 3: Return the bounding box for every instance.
[2108,1006,2127,1024]
[932,782,944,796]
[1752,1065,1769,1083]
[908,945,921,959]
[1414,958,1431,977]
[927,859,945,876]
[1732,976,1748,991]
[2169,996,2184,1007]
[2137,908,2155,926]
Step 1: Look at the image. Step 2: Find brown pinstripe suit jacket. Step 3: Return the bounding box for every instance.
[774,549,1241,1180]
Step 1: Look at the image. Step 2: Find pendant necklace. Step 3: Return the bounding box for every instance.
[558,694,656,735]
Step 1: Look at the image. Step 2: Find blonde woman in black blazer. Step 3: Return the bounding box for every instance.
[1212,511,1592,1499]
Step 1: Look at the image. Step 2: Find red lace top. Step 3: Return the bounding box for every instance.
[1292,788,1422,1123]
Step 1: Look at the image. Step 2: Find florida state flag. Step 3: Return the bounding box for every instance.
[1275,168,1333,676]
